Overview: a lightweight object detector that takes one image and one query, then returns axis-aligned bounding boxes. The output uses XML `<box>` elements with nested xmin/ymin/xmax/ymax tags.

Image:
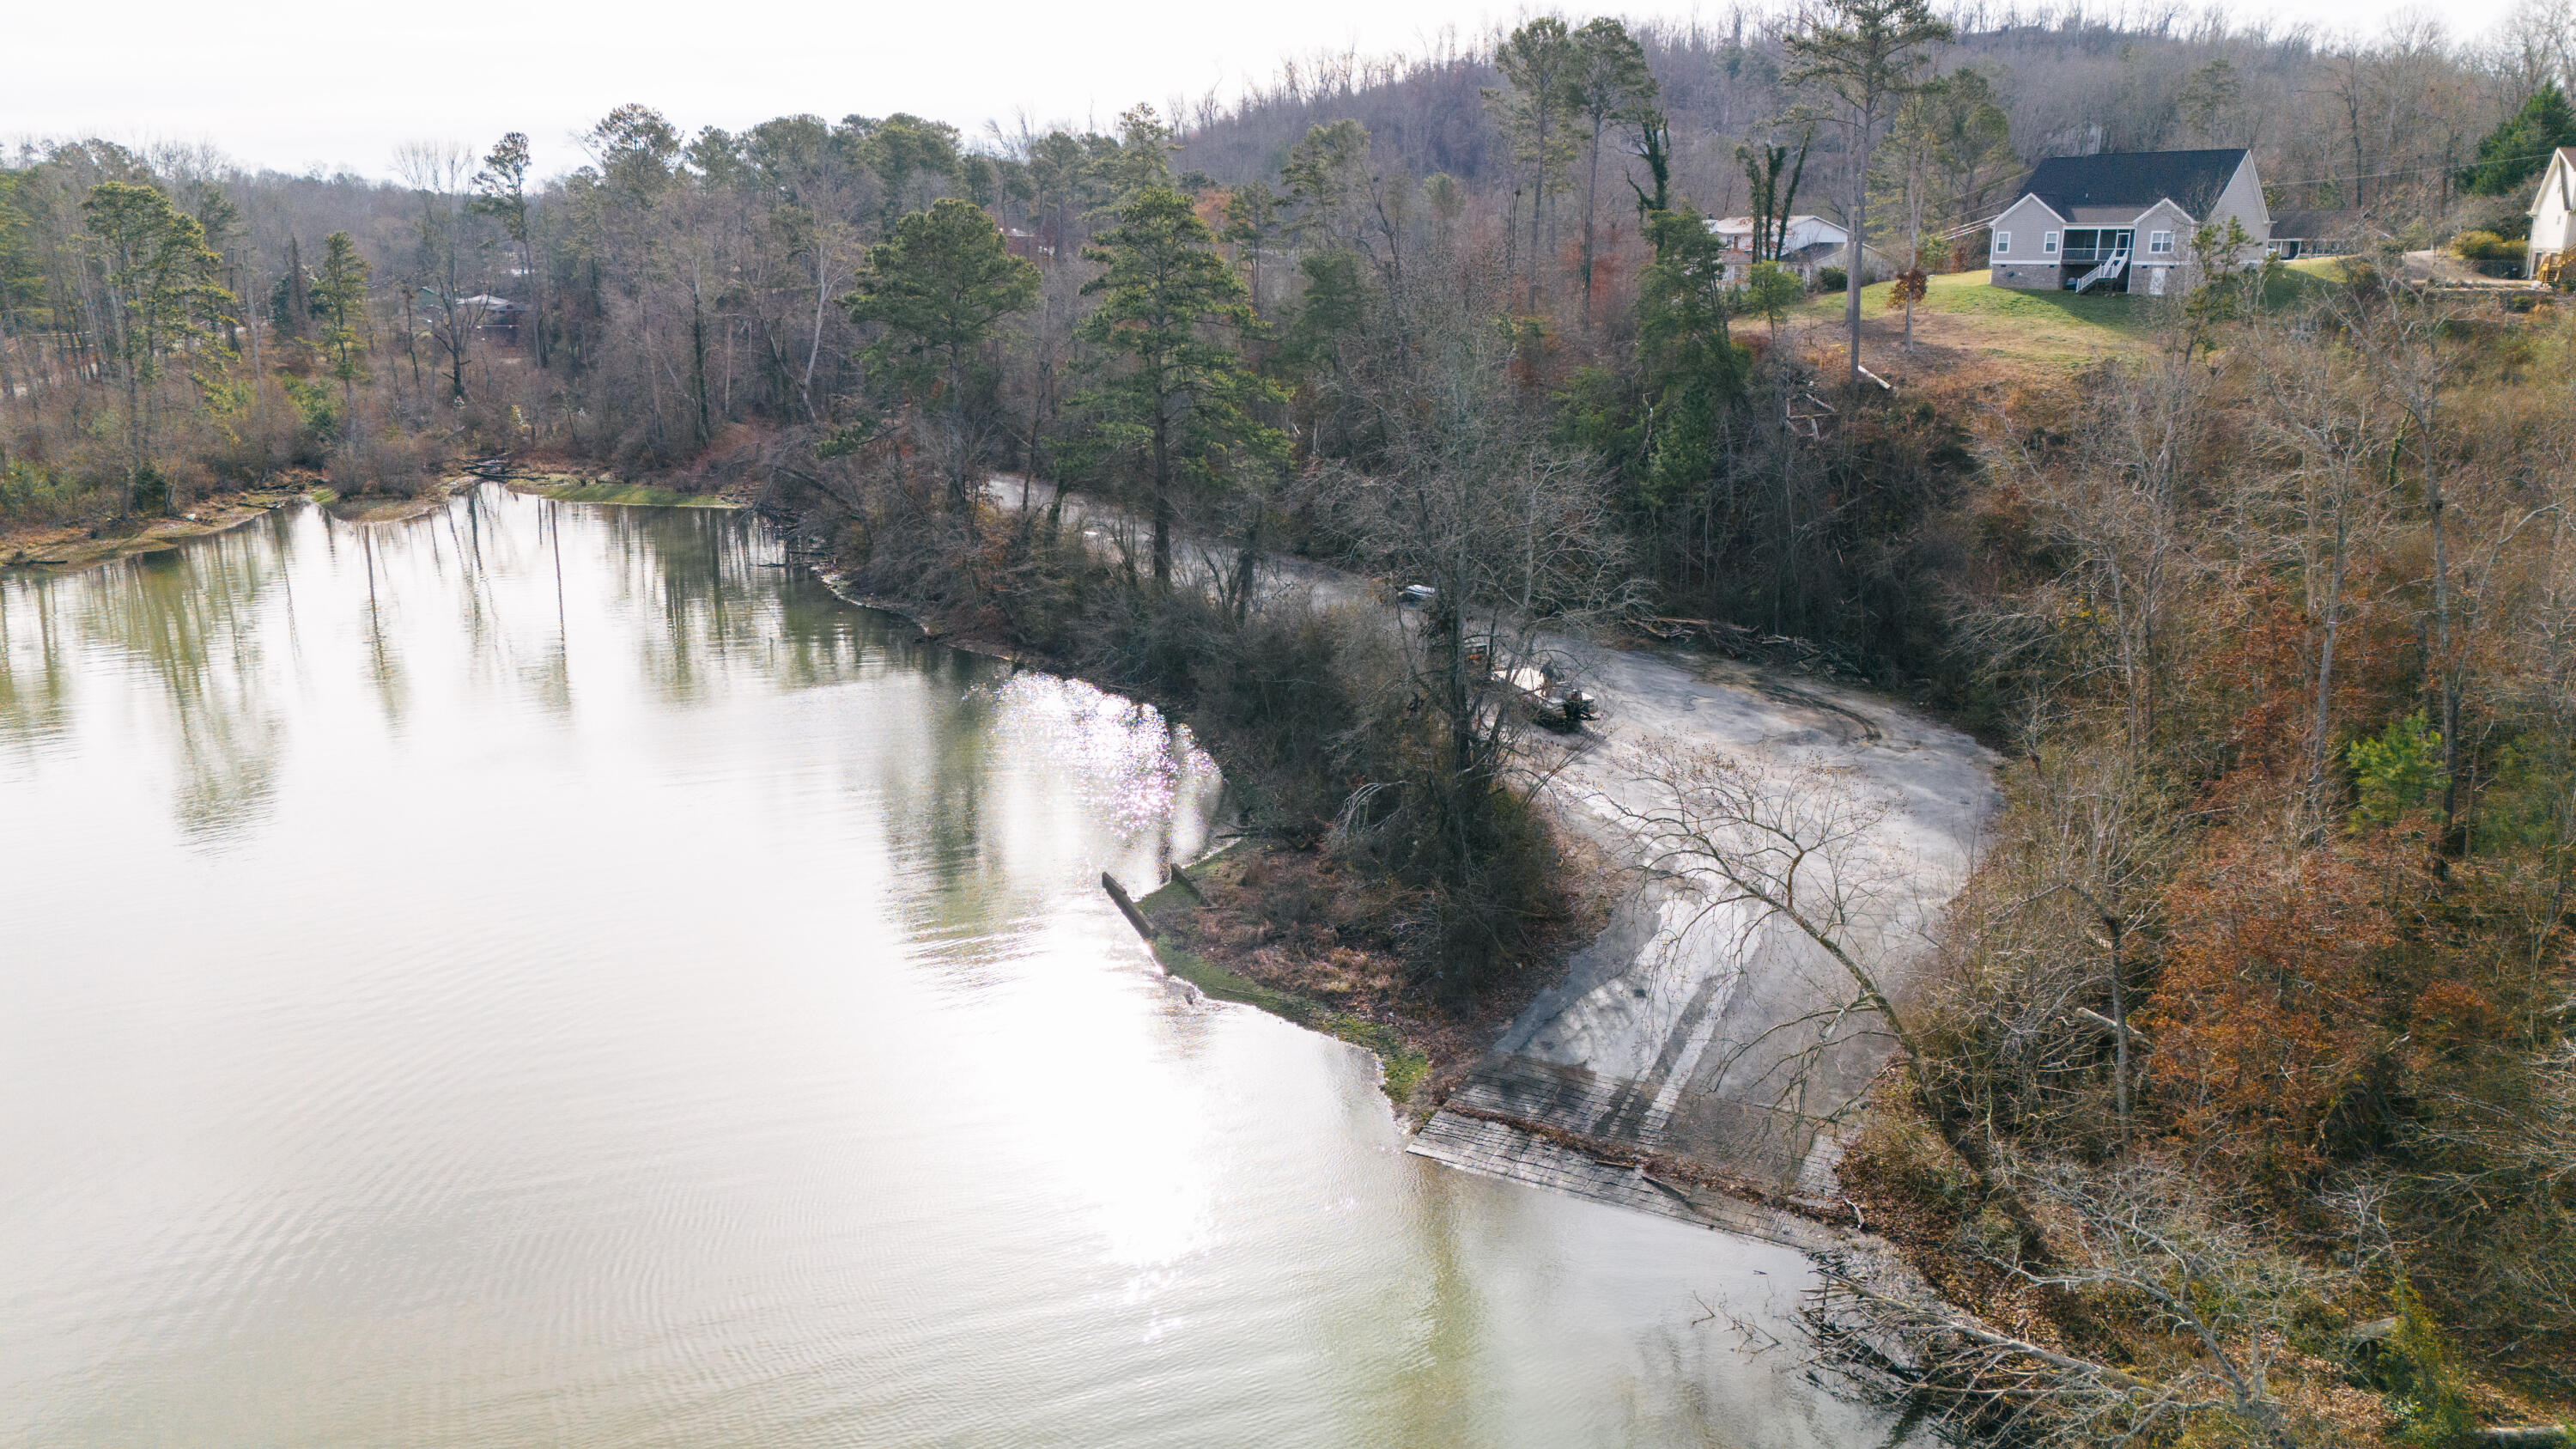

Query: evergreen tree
<box><xmin>1094</xmin><ymin>106</ymin><xmax>1178</xmax><ymax>201</ymax></box>
<box><xmin>80</xmin><ymin>180</ymin><xmax>231</xmax><ymax>514</ymax></box>
<box><xmin>1025</xmin><ymin>131</ymin><xmax>1088</xmax><ymax>259</ymax></box>
<box><xmin>1485</xmin><ymin>18</ymin><xmax>1580</xmax><ymax>309</ymax></box>
<box><xmin>846</xmin><ymin>198</ymin><xmax>1041</xmax><ymax>514</ymax></box>
<box><xmin>862</xmin><ymin>113</ymin><xmax>963</xmax><ymax>222</ymax></box>
<box><xmin>472</xmin><ymin>131</ymin><xmax>545</xmax><ymax>368</ymax></box>
<box><xmin>1785</xmin><ymin>0</ymin><xmax>1955</xmax><ymax>387</ymax></box>
<box><xmin>2458</xmin><ymin>84</ymin><xmax>2576</xmax><ymax>195</ymax></box>
<box><xmin>1077</xmin><ymin>186</ymin><xmax>1285</xmax><ymax>590</ymax></box>
<box><xmin>1570</xmin><ymin>18</ymin><xmax>1659</xmax><ymax>316</ymax></box>
<box><xmin>1222</xmin><ymin>180</ymin><xmax>1282</xmax><ymax>316</ymax></box>
<box><xmin>310</xmin><ymin>230</ymin><xmax>371</xmax><ymax>423</ymax></box>
<box><xmin>1280</xmin><ymin>120</ymin><xmax>1371</xmax><ymax>249</ymax></box>
<box><xmin>1635</xmin><ymin>209</ymin><xmax>1748</xmax><ymax>512</ymax></box>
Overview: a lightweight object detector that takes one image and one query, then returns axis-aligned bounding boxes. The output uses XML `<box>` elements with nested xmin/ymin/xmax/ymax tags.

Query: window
<box><xmin>2149</xmin><ymin>230</ymin><xmax>2174</xmax><ymax>254</ymax></box>
<box><xmin>2043</xmin><ymin>231</ymin><xmax>2060</xmax><ymax>255</ymax></box>
<box><xmin>1993</xmin><ymin>230</ymin><xmax>2011</xmax><ymax>254</ymax></box>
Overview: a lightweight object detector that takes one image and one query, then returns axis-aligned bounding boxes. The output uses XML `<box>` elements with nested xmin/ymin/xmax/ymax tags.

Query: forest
<box><xmin>4</xmin><ymin>0</ymin><xmax>2574</xmax><ymax>1442</ymax></box>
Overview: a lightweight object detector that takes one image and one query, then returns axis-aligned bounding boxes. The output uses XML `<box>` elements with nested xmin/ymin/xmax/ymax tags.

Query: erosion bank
<box><xmin>4</xmin><ymin>487</ymin><xmax>314</xmax><ymax>571</ymax></box>
<box><xmin>6</xmin><ymin>471</ymin><xmax>526</xmax><ymax>573</ymax></box>
<box><xmin>793</xmin><ymin>547</ymin><xmax>1619</xmax><ymax>1108</ymax></box>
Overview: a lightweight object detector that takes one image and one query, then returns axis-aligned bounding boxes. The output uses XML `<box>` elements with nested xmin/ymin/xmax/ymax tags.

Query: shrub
<box><xmin>2448</xmin><ymin>229</ymin><xmax>2518</xmax><ymax>262</ymax></box>
<box><xmin>1814</xmin><ymin>265</ymin><xmax>1849</xmax><ymax>293</ymax></box>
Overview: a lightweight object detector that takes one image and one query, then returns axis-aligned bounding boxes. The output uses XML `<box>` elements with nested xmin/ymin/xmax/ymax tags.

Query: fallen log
<box><xmin>1100</xmin><ymin>872</ymin><xmax>1154</xmax><ymax>943</ymax></box>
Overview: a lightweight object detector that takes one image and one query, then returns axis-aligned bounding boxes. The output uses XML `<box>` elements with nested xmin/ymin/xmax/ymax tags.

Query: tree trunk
<box><xmin>1150</xmin><ymin>394</ymin><xmax>1173</xmax><ymax>590</ymax></box>
<box><xmin>2307</xmin><ymin>500</ymin><xmax>2348</xmax><ymax>829</ymax></box>
<box><xmin>1844</xmin><ymin>131</ymin><xmax>1868</xmax><ymax>387</ymax></box>
<box><xmin>804</xmin><ymin>234</ymin><xmax>829</xmax><ymax>422</ymax></box>
<box><xmin>1529</xmin><ymin>106</ymin><xmax>1550</xmax><ymax>313</ymax></box>
<box><xmin>948</xmin><ymin>352</ymin><xmax>971</xmax><ymax>514</ymax></box>
<box><xmin>1581</xmin><ymin>116</ymin><xmax>1605</xmax><ymax>318</ymax></box>
<box><xmin>2109</xmin><ymin>924</ymin><xmax>2130</xmax><ymax>1142</ymax></box>
<box><xmin>2427</xmin><ymin>465</ymin><xmax>2459</xmax><ymax>835</ymax></box>
<box><xmin>690</xmin><ymin>273</ymin><xmax>712</xmax><ymax>447</ymax></box>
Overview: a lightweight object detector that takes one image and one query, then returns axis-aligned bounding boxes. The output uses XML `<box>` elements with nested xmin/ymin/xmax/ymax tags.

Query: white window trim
<box><xmin>2043</xmin><ymin>231</ymin><xmax>2060</xmax><ymax>255</ymax></box>
<box><xmin>1993</xmin><ymin>229</ymin><xmax>2011</xmax><ymax>254</ymax></box>
<box><xmin>2148</xmin><ymin>229</ymin><xmax>2175</xmax><ymax>254</ymax></box>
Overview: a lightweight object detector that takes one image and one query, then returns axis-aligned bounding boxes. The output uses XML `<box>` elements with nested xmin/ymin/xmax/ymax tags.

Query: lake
<box><xmin>0</xmin><ymin>487</ymin><xmax>1897</xmax><ymax>1449</ymax></box>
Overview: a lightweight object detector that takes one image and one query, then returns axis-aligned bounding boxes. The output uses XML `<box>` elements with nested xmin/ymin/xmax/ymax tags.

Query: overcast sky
<box><xmin>5</xmin><ymin>0</ymin><xmax>2531</xmax><ymax>180</ymax></box>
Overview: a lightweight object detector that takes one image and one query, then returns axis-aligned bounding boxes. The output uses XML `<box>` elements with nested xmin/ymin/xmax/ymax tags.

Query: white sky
<box><xmin>5</xmin><ymin>0</ymin><xmax>2530</xmax><ymax>180</ymax></box>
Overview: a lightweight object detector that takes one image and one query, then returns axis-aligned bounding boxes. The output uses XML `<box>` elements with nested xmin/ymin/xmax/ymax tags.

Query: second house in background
<box><xmin>1705</xmin><ymin>214</ymin><xmax>1893</xmax><ymax>285</ymax></box>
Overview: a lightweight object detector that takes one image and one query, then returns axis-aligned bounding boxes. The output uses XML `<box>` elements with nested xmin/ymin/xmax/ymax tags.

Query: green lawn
<box><xmin>516</xmin><ymin>479</ymin><xmax>738</xmax><ymax>508</ymax></box>
<box><xmin>1784</xmin><ymin>262</ymin><xmax>2352</xmax><ymax>372</ymax></box>
<box><xmin>2267</xmin><ymin>255</ymin><xmax>2351</xmax><ymax>305</ymax></box>
<box><xmin>1786</xmin><ymin>269</ymin><xmax>2151</xmax><ymax>368</ymax></box>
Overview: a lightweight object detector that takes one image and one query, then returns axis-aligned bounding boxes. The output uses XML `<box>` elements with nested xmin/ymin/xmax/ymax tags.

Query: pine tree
<box><xmin>1785</xmin><ymin>0</ymin><xmax>1954</xmax><ymax>387</ymax></box>
<box><xmin>80</xmin><ymin>180</ymin><xmax>231</xmax><ymax>514</ymax></box>
<box><xmin>1636</xmin><ymin>209</ymin><xmax>1748</xmax><ymax>511</ymax></box>
<box><xmin>1222</xmin><ymin>180</ymin><xmax>1282</xmax><ymax>317</ymax></box>
<box><xmin>1093</xmin><ymin>106</ymin><xmax>1178</xmax><ymax>202</ymax></box>
<box><xmin>1485</xmin><ymin>18</ymin><xmax>1580</xmax><ymax>310</ymax></box>
<box><xmin>1077</xmin><ymin>186</ymin><xmax>1285</xmax><ymax>591</ymax></box>
<box><xmin>472</xmin><ymin>132</ymin><xmax>545</xmax><ymax>368</ymax></box>
<box><xmin>846</xmin><ymin>198</ymin><xmax>1041</xmax><ymax>514</ymax></box>
<box><xmin>310</xmin><ymin>231</ymin><xmax>371</xmax><ymax>425</ymax></box>
<box><xmin>2458</xmin><ymin>84</ymin><xmax>2576</xmax><ymax>196</ymax></box>
<box><xmin>1569</xmin><ymin>18</ymin><xmax>1659</xmax><ymax>317</ymax></box>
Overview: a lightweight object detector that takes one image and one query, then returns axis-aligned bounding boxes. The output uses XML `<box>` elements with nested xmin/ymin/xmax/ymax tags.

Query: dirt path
<box><xmin>986</xmin><ymin>477</ymin><xmax>1999</xmax><ymax>1220</ymax></box>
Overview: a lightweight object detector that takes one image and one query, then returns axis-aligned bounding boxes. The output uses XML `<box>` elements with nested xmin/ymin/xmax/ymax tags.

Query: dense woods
<box><xmin>5</xmin><ymin>1</ymin><xmax>2574</xmax><ymax>1441</ymax></box>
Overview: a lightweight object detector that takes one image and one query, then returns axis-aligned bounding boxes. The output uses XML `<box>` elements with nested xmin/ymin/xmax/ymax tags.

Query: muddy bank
<box><xmin>4</xmin><ymin>489</ymin><xmax>308</xmax><ymax>572</ymax></box>
<box><xmin>503</xmin><ymin>471</ymin><xmax>744</xmax><ymax>509</ymax></box>
<box><xmin>7</xmin><ymin>473</ymin><xmax>501</xmax><ymax>572</ymax></box>
<box><xmin>1132</xmin><ymin>831</ymin><xmax>1622</xmax><ymax>1111</ymax></box>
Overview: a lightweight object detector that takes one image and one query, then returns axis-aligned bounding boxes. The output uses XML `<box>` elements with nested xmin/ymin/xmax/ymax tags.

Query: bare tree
<box><xmin>1611</xmin><ymin>740</ymin><xmax>1947</xmax><ymax>1138</ymax></box>
<box><xmin>2249</xmin><ymin>314</ymin><xmax>2397</xmax><ymax>830</ymax></box>
<box><xmin>1809</xmin><ymin>1160</ymin><xmax>2341</xmax><ymax>1446</ymax></box>
<box><xmin>1323</xmin><ymin>344</ymin><xmax>1634</xmax><ymax>779</ymax></box>
<box><xmin>392</xmin><ymin>141</ymin><xmax>482</xmax><ymax>405</ymax></box>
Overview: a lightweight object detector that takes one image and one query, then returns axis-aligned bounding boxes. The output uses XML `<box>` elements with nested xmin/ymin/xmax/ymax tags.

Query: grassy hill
<box><xmin>1779</xmin><ymin>260</ymin><xmax>2353</xmax><ymax>374</ymax></box>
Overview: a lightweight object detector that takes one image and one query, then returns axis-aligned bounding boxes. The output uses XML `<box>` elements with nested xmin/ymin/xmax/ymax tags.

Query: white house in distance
<box><xmin>1706</xmin><ymin>214</ymin><xmax>1890</xmax><ymax>284</ymax></box>
<box><xmin>1988</xmin><ymin>149</ymin><xmax>2271</xmax><ymax>296</ymax></box>
<box><xmin>2529</xmin><ymin>147</ymin><xmax>2575</xmax><ymax>285</ymax></box>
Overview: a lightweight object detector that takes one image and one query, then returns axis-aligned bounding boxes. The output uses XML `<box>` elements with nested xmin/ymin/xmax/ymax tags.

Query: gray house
<box><xmin>1988</xmin><ymin>149</ymin><xmax>2270</xmax><ymax>296</ymax></box>
<box><xmin>2267</xmin><ymin>209</ymin><xmax>2370</xmax><ymax>259</ymax></box>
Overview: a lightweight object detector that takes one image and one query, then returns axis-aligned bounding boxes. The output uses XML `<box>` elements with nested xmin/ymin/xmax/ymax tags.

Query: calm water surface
<box><xmin>0</xmin><ymin>489</ymin><xmax>1893</xmax><ymax>1449</ymax></box>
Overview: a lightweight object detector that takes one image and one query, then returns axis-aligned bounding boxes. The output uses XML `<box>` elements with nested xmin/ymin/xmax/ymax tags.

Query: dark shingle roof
<box><xmin>2269</xmin><ymin>209</ymin><xmax>2365</xmax><ymax>241</ymax></box>
<box><xmin>2017</xmin><ymin>149</ymin><xmax>2249</xmax><ymax>219</ymax></box>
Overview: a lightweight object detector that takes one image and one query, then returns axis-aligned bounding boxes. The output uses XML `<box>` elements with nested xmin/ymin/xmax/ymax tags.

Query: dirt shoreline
<box><xmin>4</xmin><ymin>474</ymin><xmax>507</xmax><ymax>574</ymax></box>
<box><xmin>3</xmin><ymin>489</ymin><xmax>307</xmax><ymax>572</ymax></box>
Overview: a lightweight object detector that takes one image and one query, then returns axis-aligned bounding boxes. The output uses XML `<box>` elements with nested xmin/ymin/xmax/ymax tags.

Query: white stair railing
<box><xmin>2071</xmin><ymin>240</ymin><xmax>2131</xmax><ymax>294</ymax></box>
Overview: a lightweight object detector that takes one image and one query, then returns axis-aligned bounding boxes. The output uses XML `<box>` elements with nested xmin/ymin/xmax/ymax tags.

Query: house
<box><xmin>456</xmin><ymin>294</ymin><xmax>526</xmax><ymax>345</ymax></box>
<box><xmin>1706</xmin><ymin>215</ymin><xmax>1891</xmax><ymax>284</ymax></box>
<box><xmin>2267</xmin><ymin>209</ymin><xmax>2371</xmax><ymax>260</ymax></box>
<box><xmin>1987</xmin><ymin>148</ymin><xmax>2270</xmax><ymax>296</ymax></box>
<box><xmin>2529</xmin><ymin>148</ymin><xmax>2576</xmax><ymax>286</ymax></box>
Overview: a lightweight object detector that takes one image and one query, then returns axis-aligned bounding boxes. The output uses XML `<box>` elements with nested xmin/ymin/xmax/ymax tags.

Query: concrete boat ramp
<box><xmin>1404</xmin><ymin>642</ymin><xmax>1998</xmax><ymax>1249</ymax></box>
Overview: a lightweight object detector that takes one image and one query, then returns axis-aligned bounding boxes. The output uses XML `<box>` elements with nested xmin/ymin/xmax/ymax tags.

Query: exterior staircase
<box><xmin>2070</xmin><ymin>240</ymin><xmax>2131</xmax><ymax>293</ymax></box>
